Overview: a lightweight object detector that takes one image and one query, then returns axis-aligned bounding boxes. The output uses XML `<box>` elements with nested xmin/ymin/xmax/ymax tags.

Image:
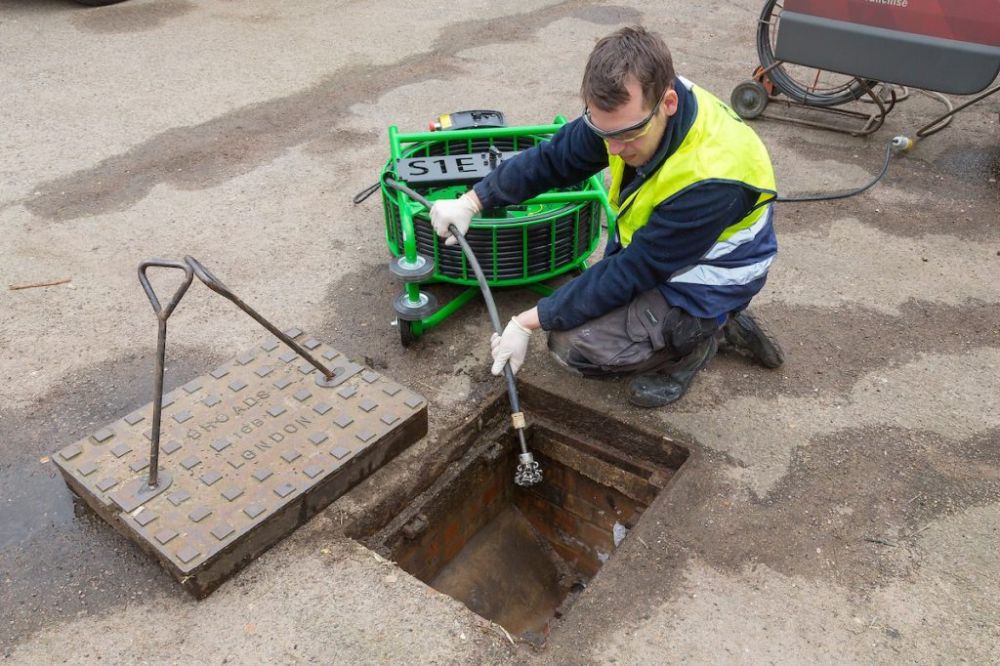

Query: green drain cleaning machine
<box><xmin>378</xmin><ymin>112</ymin><xmax>616</xmax><ymax>345</ymax></box>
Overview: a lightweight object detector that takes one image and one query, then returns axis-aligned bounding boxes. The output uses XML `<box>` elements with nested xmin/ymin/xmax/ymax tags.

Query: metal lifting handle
<box><xmin>183</xmin><ymin>256</ymin><xmax>337</xmax><ymax>381</ymax></box>
<box><xmin>138</xmin><ymin>259</ymin><xmax>194</xmax><ymax>488</ymax></box>
<box><xmin>137</xmin><ymin>256</ymin><xmax>347</xmax><ymax>489</ymax></box>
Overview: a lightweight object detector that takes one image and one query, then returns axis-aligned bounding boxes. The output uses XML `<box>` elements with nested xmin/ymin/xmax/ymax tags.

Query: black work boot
<box><xmin>627</xmin><ymin>336</ymin><xmax>718</xmax><ymax>408</ymax></box>
<box><xmin>720</xmin><ymin>310</ymin><xmax>784</xmax><ymax>369</ymax></box>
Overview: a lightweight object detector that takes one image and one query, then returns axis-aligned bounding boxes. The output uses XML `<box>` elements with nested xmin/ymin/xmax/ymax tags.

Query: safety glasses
<box><xmin>582</xmin><ymin>97</ymin><xmax>661</xmax><ymax>142</ymax></box>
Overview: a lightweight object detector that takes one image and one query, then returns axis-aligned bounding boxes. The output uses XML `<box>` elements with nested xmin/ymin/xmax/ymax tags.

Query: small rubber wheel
<box><xmin>398</xmin><ymin>319</ymin><xmax>416</xmax><ymax>347</ymax></box>
<box><xmin>731</xmin><ymin>80</ymin><xmax>769</xmax><ymax>120</ymax></box>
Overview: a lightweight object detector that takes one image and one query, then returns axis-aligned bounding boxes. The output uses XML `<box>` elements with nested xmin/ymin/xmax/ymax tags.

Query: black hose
<box><xmin>448</xmin><ymin>226</ymin><xmax>529</xmax><ymax>454</ymax></box>
<box><xmin>383</xmin><ymin>177</ymin><xmax>531</xmax><ymax>457</ymax></box>
<box><xmin>352</xmin><ymin>182</ymin><xmax>380</xmax><ymax>204</ymax></box>
<box><xmin>775</xmin><ymin>140</ymin><xmax>894</xmax><ymax>203</ymax></box>
<box><xmin>386</xmin><ymin>198</ymin><xmax>596</xmax><ymax>281</ymax></box>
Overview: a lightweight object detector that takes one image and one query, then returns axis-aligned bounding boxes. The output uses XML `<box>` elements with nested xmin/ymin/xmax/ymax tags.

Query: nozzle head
<box><xmin>515</xmin><ymin>453</ymin><xmax>542</xmax><ymax>486</ymax></box>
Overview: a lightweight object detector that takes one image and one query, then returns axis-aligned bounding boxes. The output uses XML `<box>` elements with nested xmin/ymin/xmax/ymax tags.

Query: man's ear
<box><xmin>663</xmin><ymin>88</ymin><xmax>679</xmax><ymax>117</ymax></box>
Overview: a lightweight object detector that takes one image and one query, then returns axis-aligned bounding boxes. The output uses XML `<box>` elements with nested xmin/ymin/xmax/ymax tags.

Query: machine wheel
<box><xmin>398</xmin><ymin>319</ymin><xmax>416</xmax><ymax>347</ymax></box>
<box><xmin>730</xmin><ymin>80</ymin><xmax>769</xmax><ymax>119</ymax></box>
<box><xmin>757</xmin><ymin>0</ymin><xmax>874</xmax><ymax>107</ymax></box>
<box><xmin>76</xmin><ymin>0</ymin><xmax>130</xmax><ymax>5</ymax></box>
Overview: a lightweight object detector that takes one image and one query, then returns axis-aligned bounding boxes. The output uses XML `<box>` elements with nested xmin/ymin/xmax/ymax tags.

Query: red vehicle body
<box><xmin>775</xmin><ymin>0</ymin><xmax>1000</xmax><ymax>93</ymax></box>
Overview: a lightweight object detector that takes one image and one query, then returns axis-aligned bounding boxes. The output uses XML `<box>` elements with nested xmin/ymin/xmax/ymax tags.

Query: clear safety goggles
<box><xmin>582</xmin><ymin>91</ymin><xmax>665</xmax><ymax>142</ymax></box>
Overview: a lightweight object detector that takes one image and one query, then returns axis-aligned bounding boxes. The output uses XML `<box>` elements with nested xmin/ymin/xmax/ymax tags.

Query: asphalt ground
<box><xmin>1</xmin><ymin>1</ymin><xmax>997</xmax><ymax>663</ymax></box>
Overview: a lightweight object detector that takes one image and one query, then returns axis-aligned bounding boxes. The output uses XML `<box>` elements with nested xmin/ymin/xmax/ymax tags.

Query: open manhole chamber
<box><xmin>363</xmin><ymin>385</ymin><xmax>688</xmax><ymax>643</ymax></box>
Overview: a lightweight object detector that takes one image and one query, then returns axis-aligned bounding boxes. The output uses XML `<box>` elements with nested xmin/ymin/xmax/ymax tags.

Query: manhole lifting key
<box><xmin>137</xmin><ymin>256</ymin><xmax>342</xmax><ymax>491</ymax></box>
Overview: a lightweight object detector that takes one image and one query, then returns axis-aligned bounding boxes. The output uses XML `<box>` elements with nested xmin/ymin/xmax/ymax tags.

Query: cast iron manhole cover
<box><xmin>53</xmin><ymin>329</ymin><xmax>427</xmax><ymax>596</ymax></box>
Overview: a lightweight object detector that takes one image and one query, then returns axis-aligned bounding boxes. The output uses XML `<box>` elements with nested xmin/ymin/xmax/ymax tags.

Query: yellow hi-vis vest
<box><xmin>608</xmin><ymin>79</ymin><xmax>777</xmax><ymax>262</ymax></box>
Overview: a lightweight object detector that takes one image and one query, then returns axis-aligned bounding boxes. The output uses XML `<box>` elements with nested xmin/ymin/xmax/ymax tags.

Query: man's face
<box><xmin>585</xmin><ymin>77</ymin><xmax>678</xmax><ymax>167</ymax></box>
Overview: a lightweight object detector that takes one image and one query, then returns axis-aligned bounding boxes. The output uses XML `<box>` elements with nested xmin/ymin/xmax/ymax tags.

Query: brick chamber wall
<box><xmin>392</xmin><ymin>450</ymin><xmax>515</xmax><ymax>583</ymax></box>
<box><xmin>392</xmin><ymin>425</ymin><xmax>654</xmax><ymax>585</ymax></box>
<box><xmin>513</xmin><ymin>452</ymin><xmax>645</xmax><ymax>578</ymax></box>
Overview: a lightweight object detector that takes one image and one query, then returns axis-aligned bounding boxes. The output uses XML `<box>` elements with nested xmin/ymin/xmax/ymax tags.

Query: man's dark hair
<box><xmin>581</xmin><ymin>26</ymin><xmax>676</xmax><ymax>111</ymax></box>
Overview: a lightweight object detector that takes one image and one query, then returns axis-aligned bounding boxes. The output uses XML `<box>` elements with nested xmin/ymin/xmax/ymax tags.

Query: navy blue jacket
<box><xmin>473</xmin><ymin>82</ymin><xmax>764</xmax><ymax>331</ymax></box>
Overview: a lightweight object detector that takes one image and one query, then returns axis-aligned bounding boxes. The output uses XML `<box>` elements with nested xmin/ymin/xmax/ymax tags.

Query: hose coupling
<box><xmin>890</xmin><ymin>135</ymin><xmax>914</xmax><ymax>154</ymax></box>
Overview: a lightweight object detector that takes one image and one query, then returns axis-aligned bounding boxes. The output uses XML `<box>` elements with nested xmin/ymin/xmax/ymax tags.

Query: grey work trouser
<box><xmin>547</xmin><ymin>289</ymin><xmax>721</xmax><ymax>377</ymax></box>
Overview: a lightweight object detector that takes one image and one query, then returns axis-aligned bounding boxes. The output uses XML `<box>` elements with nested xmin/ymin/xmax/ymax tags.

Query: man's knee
<box><xmin>546</xmin><ymin>330</ymin><xmax>585</xmax><ymax>375</ymax></box>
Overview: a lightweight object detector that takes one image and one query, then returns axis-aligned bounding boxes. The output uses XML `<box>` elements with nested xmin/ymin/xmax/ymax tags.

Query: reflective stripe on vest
<box><xmin>701</xmin><ymin>203</ymin><xmax>773</xmax><ymax>260</ymax></box>
<box><xmin>607</xmin><ymin>79</ymin><xmax>777</xmax><ymax>287</ymax></box>
<box><xmin>669</xmin><ymin>255</ymin><xmax>774</xmax><ymax>286</ymax></box>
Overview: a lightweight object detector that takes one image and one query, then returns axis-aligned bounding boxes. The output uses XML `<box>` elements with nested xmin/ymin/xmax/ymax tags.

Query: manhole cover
<box><xmin>53</xmin><ymin>329</ymin><xmax>427</xmax><ymax>597</ymax></box>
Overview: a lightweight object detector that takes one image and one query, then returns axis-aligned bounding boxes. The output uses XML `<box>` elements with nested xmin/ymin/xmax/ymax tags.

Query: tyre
<box><xmin>398</xmin><ymin>319</ymin><xmax>416</xmax><ymax>347</ymax></box>
<box><xmin>75</xmin><ymin>0</ymin><xmax>130</xmax><ymax>6</ymax></box>
<box><xmin>756</xmin><ymin>0</ymin><xmax>874</xmax><ymax>107</ymax></box>
<box><xmin>730</xmin><ymin>80</ymin><xmax>769</xmax><ymax>119</ymax></box>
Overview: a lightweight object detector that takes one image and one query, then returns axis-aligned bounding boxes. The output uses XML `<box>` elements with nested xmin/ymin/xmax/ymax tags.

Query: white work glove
<box><xmin>490</xmin><ymin>317</ymin><xmax>532</xmax><ymax>376</ymax></box>
<box><xmin>430</xmin><ymin>193</ymin><xmax>480</xmax><ymax>246</ymax></box>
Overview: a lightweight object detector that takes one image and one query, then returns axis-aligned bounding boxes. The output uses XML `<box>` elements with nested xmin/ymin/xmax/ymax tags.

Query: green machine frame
<box><xmin>381</xmin><ymin>116</ymin><xmax>616</xmax><ymax>344</ymax></box>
